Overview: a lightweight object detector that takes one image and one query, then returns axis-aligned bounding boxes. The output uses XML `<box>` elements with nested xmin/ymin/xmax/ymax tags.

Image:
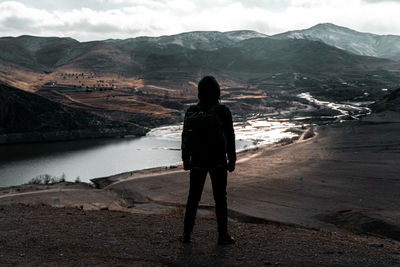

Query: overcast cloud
<box><xmin>1</xmin><ymin>0</ymin><xmax>400</xmax><ymax>41</ymax></box>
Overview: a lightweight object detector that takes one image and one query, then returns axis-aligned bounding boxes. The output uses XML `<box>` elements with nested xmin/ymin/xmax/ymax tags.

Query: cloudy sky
<box><xmin>1</xmin><ymin>0</ymin><xmax>400</xmax><ymax>41</ymax></box>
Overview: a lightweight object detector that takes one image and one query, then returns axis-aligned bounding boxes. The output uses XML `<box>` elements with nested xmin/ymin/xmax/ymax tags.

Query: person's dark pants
<box><xmin>183</xmin><ymin>166</ymin><xmax>228</xmax><ymax>235</ymax></box>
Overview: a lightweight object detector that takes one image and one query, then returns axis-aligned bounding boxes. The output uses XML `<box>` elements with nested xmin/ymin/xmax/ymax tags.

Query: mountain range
<box><xmin>0</xmin><ymin>24</ymin><xmax>395</xmax><ymax>79</ymax></box>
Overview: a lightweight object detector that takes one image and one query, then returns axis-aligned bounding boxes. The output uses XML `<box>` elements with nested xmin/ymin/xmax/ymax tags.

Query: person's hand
<box><xmin>227</xmin><ymin>161</ymin><xmax>235</xmax><ymax>172</ymax></box>
<box><xmin>183</xmin><ymin>161</ymin><xmax>190</xmax><ymax>171</ymax></box>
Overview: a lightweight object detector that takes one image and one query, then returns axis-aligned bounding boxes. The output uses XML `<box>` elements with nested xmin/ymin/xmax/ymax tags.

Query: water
<box><xmin>0</xmin><ymin>137</ymin><xmax>182</xmax><ymax>187</ymax></box>
<box><xmin>0</xmin><ymin>119</ymin><xmax>297</xmax><ymax>187</ymax></box>
<box><xmin>0</xmin><ymin>93</ymin><xmax>371</xmax><ymax>187</ymax></box>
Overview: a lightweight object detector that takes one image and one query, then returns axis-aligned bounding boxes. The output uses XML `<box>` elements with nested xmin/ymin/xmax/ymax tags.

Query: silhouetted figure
<box><xmin>181</xmin><ymin>76</ymin><xmax>236</xmax><ymax>245</ymax></box>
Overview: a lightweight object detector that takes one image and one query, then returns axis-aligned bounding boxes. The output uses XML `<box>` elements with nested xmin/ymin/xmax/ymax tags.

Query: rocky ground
<box><xmin>0</xmin><ymin>203</ymin><xmax>399</xmax><ymax>266</ymax></box>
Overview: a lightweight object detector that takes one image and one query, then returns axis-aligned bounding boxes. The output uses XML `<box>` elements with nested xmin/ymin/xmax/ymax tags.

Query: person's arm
<box><xmin>220</xmin><ymin>106</ymin><xmax>236</xmax><ymax>171</ymax></box>
<box><xmin>181</xmin><ymin>111</ymin><xmax>191</xmax><ymax>170</ymax></box>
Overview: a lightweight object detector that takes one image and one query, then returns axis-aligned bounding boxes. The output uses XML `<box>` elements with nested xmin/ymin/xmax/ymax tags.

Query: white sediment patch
<box><xmin>147</xmin><ymin>118</ymin><xmax>299</xmax><ymax>150</ymax></box>
<box><xmin>297</xmin><ymin>92</ymin><xmax>372</xmax><ymax>121</ymax></box>
<box><xmin>233</xmin><ymin>119</ymin><xmax>298</xmax><ymax>149</ymax></box>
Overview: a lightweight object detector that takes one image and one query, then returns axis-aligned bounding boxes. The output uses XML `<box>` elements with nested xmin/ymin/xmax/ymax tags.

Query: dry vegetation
<box><xmin>0</xmin><ymin>66</ymin><xmax>254</xmax><ymax>126</ymax></box>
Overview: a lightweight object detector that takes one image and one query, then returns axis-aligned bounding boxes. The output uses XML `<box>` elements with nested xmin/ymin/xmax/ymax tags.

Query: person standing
<box><xmin>181</xmin><ymin>76</ymin><xmax>236</xmax><ymax>245</ymax></box>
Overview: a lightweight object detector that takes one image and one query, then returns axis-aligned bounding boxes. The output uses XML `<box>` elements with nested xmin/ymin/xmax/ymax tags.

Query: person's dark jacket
<box><xmin>181</xmin><ymin>102</ymin><xmax>236</xmax><ymax>168</ymax></box>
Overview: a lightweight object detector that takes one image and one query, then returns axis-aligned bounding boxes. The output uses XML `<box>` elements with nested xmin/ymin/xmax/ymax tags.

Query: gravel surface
<box><xmin>1</xmin><ymin>204</ymin><xmax>399</xmax><ymax>266</ymax></box>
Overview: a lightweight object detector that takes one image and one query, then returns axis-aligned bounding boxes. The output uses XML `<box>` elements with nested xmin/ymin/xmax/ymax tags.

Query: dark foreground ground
<box><xmin>0</xmin><ymin>204</ymin><xmax>399</xmax><ymax>266</ymax></box>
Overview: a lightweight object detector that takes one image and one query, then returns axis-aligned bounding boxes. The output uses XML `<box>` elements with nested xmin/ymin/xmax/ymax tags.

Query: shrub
<box><xmin>27</xmin><ymin>173</ymin><xmax>67</xmax><ymax>185</ymax></box>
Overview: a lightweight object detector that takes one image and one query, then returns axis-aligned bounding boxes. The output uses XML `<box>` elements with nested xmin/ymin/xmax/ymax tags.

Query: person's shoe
<box><xmin>218</xmin><ymin>232</ymin><xmax>235</xmax><ymax>245</ymax></box>
<box><xmin>180</xmin><ymin>232</ymin><xmax>191</xmax><ymax>243</ymax></box>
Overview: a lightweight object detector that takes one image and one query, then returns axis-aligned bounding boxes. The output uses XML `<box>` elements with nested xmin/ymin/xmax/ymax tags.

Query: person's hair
<box><xmin>198</xmin><ymin>76</ymin><xmax>220</xmax><ymax>104</ymax></box>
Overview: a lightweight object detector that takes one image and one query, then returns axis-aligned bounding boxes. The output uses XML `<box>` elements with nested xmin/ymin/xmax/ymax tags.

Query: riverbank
<box><xmin>1</xmin><ymin>113</ymin><xmax>399</xmax><ymax>265</ymax></box>
<box><xmin>0</xmin><ymin>127</ymin><xmax>148</xmax><ymax>145</ymax></box>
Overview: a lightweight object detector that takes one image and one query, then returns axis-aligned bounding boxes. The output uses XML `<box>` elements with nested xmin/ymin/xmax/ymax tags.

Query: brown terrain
<box><xmin>0</xmin><ymin>63</ymin><xmax>256</xmax><ymax>128</ymax></box>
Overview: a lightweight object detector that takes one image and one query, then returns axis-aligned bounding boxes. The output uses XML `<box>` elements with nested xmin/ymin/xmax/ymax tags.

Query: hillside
<box><xmin>0</xmin><ymin>35</ymin><xmax>95</xmax><ymax>71</ymax></box>
<box><xmin>273</xmin><ymin>23</ymin><xmax>400</xmax><ymax>60</ymax></box>
<box><xmin>212</xmin><ymin>37</ymin><xmax>387</xmax><ymax>73</ymax></box>
<box><xmin>0</xmin><ymin>31</ymin><xmax>268</xmax><ymax>75</ymax></box>
<box><xmin>0</xmin><ymin>83</ymin><xmax>147</xmax><ymax>143</ymax></box>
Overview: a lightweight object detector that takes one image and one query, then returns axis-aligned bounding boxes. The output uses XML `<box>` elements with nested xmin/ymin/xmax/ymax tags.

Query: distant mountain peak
<box><xmin>223</xmin><ymin>30</ymin><xmax>268</xmax><ymax>41</ymax></box>
<box><xmin>308</xmin><ymin>23</ymin><xmax>364</xmax><ymax>34</ymax></box>
<box><xmin>312</xmin><ymin>22</ymin><xmax>345</xmax><ymax>29</ymax></box>
<box><xmin>273</xmin><ymin>23</ymin><xmax>400</xmax><ymax>59</ymax></box>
